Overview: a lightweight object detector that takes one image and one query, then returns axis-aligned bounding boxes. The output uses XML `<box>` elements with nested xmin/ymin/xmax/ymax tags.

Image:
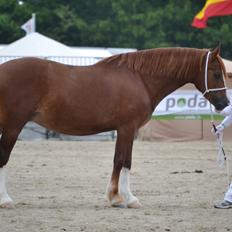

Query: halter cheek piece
<box><xmin>202</xmin><ymin>51</ymin><xmax>227</xmax><ymax>96</ymax></box>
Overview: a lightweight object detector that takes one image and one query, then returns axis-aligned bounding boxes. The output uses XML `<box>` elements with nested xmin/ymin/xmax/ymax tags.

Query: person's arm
<box><xmin>220</xmin><ymin>105</ymin><xmax>232</xmax><ymax>116</ymax></box>
<box><xmin>216</xmin><ymin>105</ymin><xmax>232</xmax><ymax>133</ymax></box>
<box><xmin>216</xmin><ymin>114</ymin><xmax>232</xmax><ymax>132</ymax></box>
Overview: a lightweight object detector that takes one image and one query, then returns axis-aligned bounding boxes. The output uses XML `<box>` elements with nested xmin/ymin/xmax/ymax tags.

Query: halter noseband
<box><xmin>202</xmin><ymin>51</ymin><xmax>227</xmax><ymax>96</ymax></box>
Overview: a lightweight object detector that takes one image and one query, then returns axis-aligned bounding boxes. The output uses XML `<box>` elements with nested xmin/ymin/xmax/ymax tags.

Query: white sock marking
<box><xmin>119</xmin><ymin>167</ymin><xmax>137</xmax><ymax>205</ymax></box>
<box><xmin>0</xmin><ymin>167</ymin><xmax>13</xmax><ymax>205</ymax></box>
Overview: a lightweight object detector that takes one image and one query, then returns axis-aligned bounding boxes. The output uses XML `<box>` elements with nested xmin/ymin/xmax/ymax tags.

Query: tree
<box><xmin>0</xmin><ymin>0</ymin><xmax>231</xmax><ymax>58</ymax></box>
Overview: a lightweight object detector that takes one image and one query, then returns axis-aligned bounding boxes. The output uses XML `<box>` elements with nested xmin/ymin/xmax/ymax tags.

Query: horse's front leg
<box><xmin>106</xmin><ymin>127</ymin><xmax>141</xmax><ymax>208</ymax></box>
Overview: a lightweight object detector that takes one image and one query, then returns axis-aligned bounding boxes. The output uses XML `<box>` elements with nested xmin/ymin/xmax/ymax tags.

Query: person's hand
<box><xmin>211</xmin><ymin>124</ymin><xmax>225</xmax><ymax>136</ymax></box>
<box><xmin>220</xmin><ymin>105</ymin><xmax>232</xmax><ymax>116</ymax></box>
<box><xmin>216</xmin><ymin>124</ymin><xmax>225</xmax><ymax>133</ymax></box>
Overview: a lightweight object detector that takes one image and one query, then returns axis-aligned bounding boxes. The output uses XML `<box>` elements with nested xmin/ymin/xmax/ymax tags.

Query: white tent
<box><xmin>0</xmin><ymin>32</ymin><xmax>77</xmax><ymax>57</ymax></box>
<box><xmin>72</xmin><ymin>47</ymin><xmax>113</xmax><ymax>58</ymax></box>
<box><xmin>0</xmin><ymin>32</ymin><xmax>112</xmax><ymax>65</ymax></box>
<box><xmin>107</xmin><ymin>47</ymin><xmax>137</xmax><ymax>55</ymax></box>
<box><xmin>223</xmin><ymin>58</ymin><xmax>232</xmax><ymax>74</ymax></box>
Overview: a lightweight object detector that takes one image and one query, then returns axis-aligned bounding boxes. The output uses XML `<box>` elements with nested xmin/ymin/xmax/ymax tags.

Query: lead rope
<box><xmin>210</xmin><ymin>105</ymin><xmax>231</xmax><ymax>186</ymax></box>
<box><xmin>203</xmin><ymin>51</ymin><xmax>230</xmax><ymax>186</ymax></box>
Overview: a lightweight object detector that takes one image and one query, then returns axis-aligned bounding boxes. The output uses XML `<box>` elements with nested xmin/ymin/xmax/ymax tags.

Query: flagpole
<box><xmin>32</xmin><ymin>13</ymin><xmax>36</xmax><ymax>32</ymax></box>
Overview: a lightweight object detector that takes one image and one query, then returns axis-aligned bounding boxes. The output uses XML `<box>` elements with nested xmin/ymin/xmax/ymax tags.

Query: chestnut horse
<box><xmin>0</xmin><ymin>46</ymin><xmax>229</xmax><ymax>208</ymax></box>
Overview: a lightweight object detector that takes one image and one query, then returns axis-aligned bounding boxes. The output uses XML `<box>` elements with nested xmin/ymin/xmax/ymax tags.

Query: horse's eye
<box><xmin>214</xmin><ymin>73</ymin><xmax>221</xmax><ymax>80</ymax></box>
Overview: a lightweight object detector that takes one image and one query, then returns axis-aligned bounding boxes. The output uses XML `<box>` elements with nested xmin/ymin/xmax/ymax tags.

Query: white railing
<box><xmin>0</xmin><ymin>55</ymin><xmax>102</xmax><ymax>66</ymax></box>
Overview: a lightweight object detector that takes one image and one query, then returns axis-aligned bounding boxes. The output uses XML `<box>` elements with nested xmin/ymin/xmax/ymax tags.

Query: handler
<box><xmin>213</xmin><ymin>105</ymin><xmax>232</xmax><ymax>209</ymax></box>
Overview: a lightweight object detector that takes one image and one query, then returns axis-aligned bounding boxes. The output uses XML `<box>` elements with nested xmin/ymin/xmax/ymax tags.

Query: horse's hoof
<box><xmin>0</xmin><ymin>201</ymin><xmax>15</xmax><ymax>209</ymax></box>
<box><xmin>110</xmin><ymin>195</ymin><xmax>125</xmax><ymax>208</ymax></box>
<box><xmin>111</xmin><ymin>202</ymin><xmax>126</xmax><ymax>208</ymax></box>
<box><xmin>127</xmin><ymin>200</ymin><xmax>142</xmax><ymax>209</ymax></box>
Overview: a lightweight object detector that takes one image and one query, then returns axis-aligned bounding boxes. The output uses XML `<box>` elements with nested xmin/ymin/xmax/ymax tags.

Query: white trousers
<box><xmin>224</xmin><ymin>183</ymin><xmax>232</xmax><ymax>202</ymax></box>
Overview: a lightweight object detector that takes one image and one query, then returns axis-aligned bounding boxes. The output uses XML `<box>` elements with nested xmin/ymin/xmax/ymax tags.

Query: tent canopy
<box><xmin>0</xmin><ymin>32</ymin><xmax>75</xmax><ymax>57</ymax></box>
<box><xmin>223</xmin><ymin>58</ymin><xmax>232</xmax><ymax>74</ymax></box>
<box><xmin>0</xmin><ymin>32</ymin><xmax>111</xmax><ymax>58</ymax></box>
<box><xmin>71</xmin><ymin>47</ymin><xmax>113</xmax><ymax>58</ymax></box>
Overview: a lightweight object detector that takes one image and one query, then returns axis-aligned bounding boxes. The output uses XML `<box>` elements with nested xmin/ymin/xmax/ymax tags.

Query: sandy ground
<box><xmin>1</xmin><ymin>140</ymin><xmax>232</xmax><ymax>232</ymax></box>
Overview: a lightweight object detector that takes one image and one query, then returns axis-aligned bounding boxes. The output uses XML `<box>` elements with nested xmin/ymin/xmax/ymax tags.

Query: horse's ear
<box><xmin>210</xmin><ymin>44</ymin><xmax>221</xmax><ymax>59</ymax></box>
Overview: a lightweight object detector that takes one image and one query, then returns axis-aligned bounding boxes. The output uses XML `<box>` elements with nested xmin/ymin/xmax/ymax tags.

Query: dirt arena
<box><xmin>1</xmin><ymin>140</ymin><xmax>232</xmax><ymax>232</ymax></box>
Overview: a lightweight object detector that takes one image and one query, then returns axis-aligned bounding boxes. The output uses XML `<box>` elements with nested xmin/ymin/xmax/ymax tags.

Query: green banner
<box><xmin>152</xmin><ymin>114</ymin><xmax>224</xmax><ymax>120</ymax></box>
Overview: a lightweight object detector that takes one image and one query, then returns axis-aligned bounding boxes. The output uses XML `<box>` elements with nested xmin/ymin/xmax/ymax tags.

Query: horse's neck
<box><xmin>136</xmin><ymin>50</ymin><xmax>200</xmax><ymax>109</ymax></box>
<box><xmin>141</xmin><ymin>72</ymin><xmax>191</xmax><ymax>109</ymax></box>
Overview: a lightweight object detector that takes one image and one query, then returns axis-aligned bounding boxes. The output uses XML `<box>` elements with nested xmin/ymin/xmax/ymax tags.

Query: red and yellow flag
<box><xmin>192</xmin><ymin>0</ymin><xmax>232</xmax><ymax>28</ymax></box>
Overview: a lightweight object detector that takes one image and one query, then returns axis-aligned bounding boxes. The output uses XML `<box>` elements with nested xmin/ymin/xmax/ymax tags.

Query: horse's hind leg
<box><xmin>0</xmin><ymin>167</ymin><xmax>13</xmax><ymax>208</ymax></box>
<box><xmin>0</xmin><ymin>127</ymin><xmax>23</xmax><ymax>208</ymax></box>
<box><xmin>106</xmin><ymin>127</ymin><xmax>141</xmax><ymax>208</ymax></box>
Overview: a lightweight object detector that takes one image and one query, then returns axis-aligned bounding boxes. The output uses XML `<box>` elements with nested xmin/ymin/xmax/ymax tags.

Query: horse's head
<box><xmin>195</xmin><ymin>45</ymin><xmax>230</xmax><ymax>112</ymax></box>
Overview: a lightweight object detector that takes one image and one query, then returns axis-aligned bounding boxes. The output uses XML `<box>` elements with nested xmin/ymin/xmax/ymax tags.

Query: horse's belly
<box><xmin>32</xmin><ymin>112</ymin><xmax>115</xmax><ymax>136</ymax></box>
<box><xmin>32</xmin><ymin>84</ymin><xmax>152</xmax><ymax>136</ymax></box>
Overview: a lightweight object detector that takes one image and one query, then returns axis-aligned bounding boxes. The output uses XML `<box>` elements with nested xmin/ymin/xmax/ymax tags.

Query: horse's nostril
<box><xmin>216</xmin><ymin>102</ymin><xmax>229</xmax><ymax>111</ymax></box>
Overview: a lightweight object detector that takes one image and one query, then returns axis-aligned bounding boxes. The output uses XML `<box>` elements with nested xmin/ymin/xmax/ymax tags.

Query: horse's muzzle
<box><xmin>213</xmin><ymin>98</ymin><xmax>230</xmax><ymax>112</ymax></box>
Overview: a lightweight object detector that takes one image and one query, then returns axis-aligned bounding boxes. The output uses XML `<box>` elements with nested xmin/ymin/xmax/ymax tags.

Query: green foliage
<box><xmin>0</xmin><ymin>0</ymin><xmax>231</xmax><ymax>58</ymax></box>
